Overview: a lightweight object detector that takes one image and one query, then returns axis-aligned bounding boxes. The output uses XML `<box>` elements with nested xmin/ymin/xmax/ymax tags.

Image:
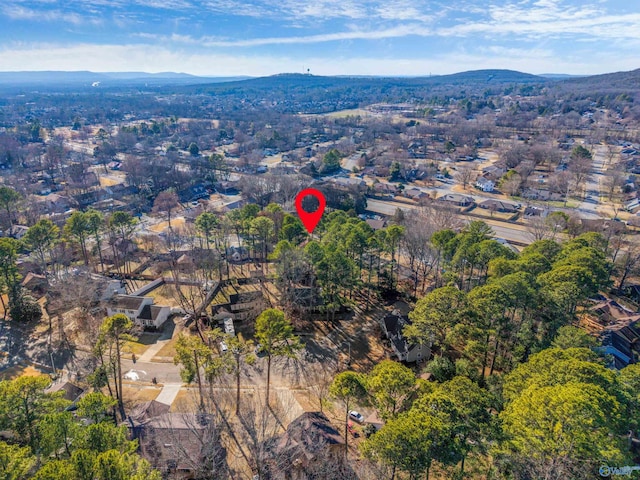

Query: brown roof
<box><xmin>275</xmin><ymin>411</ymin><xmax>344</xmax><ymax>455</ymax></box>
<box><xmin>365</xmin><ymin>218</ymin><xmax>386</xmax><ymax>230</ymax></box>
<box><xmin>130</xmin><ymin>413</ymin><xmax>225</xmax><ymax>475</ymax></box>
<box><xmin>21</xmin><ymin>272</ymin><xmax>47</xmax><ymax>289</ymax></box>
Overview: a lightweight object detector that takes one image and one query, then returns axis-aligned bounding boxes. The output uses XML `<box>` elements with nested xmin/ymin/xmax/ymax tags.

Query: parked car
<box><xmin>349</xmin><ymin>410</ymin><xmax>365</xmax><ymax>423</ymax></box>
<box><xmin>220</xmin><ymin>341</ymin><xmax>228</xmax><ymax>353</ymax></box>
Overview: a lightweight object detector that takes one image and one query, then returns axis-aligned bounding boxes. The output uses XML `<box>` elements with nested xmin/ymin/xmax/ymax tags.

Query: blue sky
<box><xmin>0</xmin><ymin>0</ymin><xmax>639</xmax><ymax>76</ymax></box>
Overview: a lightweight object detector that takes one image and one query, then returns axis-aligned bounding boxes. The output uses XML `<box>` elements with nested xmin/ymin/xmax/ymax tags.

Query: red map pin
<box><xmin>295</xmin><ymin>188</ymin><xmax>326</xmax><ymax>234</ymax></box>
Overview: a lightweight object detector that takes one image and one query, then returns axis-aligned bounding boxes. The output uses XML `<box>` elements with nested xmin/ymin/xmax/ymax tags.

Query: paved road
<box><xmin>573</xmin><ymin>143</ymin><xmax>607</xmax><ymax>219</ymax></box>
<box><xmin>366</xmin><ymin>198</ymin><xmax>533</xmax><ymax>245</ymax></box>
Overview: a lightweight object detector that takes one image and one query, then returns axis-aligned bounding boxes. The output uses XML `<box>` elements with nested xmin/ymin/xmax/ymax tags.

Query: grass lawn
<box><xmin>149</xmin><ymin>217</ymin><xmax>186</xmax><ymax>233</ymax></box>
<box><xmin>153</xmin><ymin>335</ymin><xmax>181</xmax><ymax>360</ymax></box>
<box><xmin>170</xmin><ymin>388</ymin><xmax>200</xmax><ymax>412</ymax></box>
<box><xmin>121</xmin><ymin>385</ymin><xmax>161</xmax><ymax>409</ymax></box>
<box><xmin>547</xmin><ymin>200</ymin><xmax>579</xmax><ymax>208</ymax></box>
<box><xmin>0</xmin><ymin>364</ymin><xmax>48</xmax><ymax>381</ymax></box>
<box><xmin>321</xmin><ymin>108</ymin><xmax>370</xmax><ymax>118</ymax></box>
<box><xmin>99</xmin><ymin>176</ymin><xmax>123</xmax><ymax>187</ymax></box>
<box><xmin>123</xmin><ymin>332</ymin><xmax>161</xmax><ymax>358</ymax></box>
<box><xmin>470</xmin><ymin>208</ymin><xmax>514</xmax><ymax>221</ymax></box>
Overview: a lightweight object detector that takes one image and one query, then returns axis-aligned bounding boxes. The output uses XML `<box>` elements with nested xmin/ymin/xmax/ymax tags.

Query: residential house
<box><xmin>178</xmin><ymin>184</ymin><xmax>209</xmax><ymax>203</ymax></box>
<box><xmin>45</xmin><ymin>381</ymin><xmax>84</xmax><ymax>409</ymax></box>
<box><xmin>601</xmin><ymin>321</ymin><xmax>640</xmax><ymax>369</ymax></box>
<box><xmin>36</xmin><ymin>193</ymin><xmax>76</xmax><ymax>214</ymax></box>
<box><xmin>263</xmin><ymin>412</ymin><xmax>352</xmax><ymax>480</ymax></box>
<box><xmin>331</xmin><ymin>177</ymin><xmax>366</xmax><ymax>189</ymax></box>
<box><xmin>21</xmin><ymin>272</ymin><xmax>48</xmax><ymax>295</ymax></box>
<box><xmin>408</xmin><ymin>142</ymin><xmax>427</xmax><ymax>159</ymax></box>
<box><xmin>128</xmin><ymin>409</ymin><xmax>226</xmax><ymax>479</ymax></box>
<box><xmin>383</xmin><ymin>310</ymin><xmax>430</xmax><ymax>363</ymax></box>
<box><xmin>524</xmin><ymin>206</ymin><xmax>547</xmax><ymax>217</ymax></box>
<box><xmin>270</xmin><ymin>164</ymin><xmax>297</xmax><ymax>175</ymax></box>
<box><xmin>437</xmin><ymin>194</ymin><xmax>475</xmax><ymax>207</ymax></box>
<box><xmin>481</xmin><ymin>165</ymin><xmax>506</xmax><ymax>180</ymax></box>
<box><xmin>591</xmin><ymin>299</ymin><xmax>640</xmax><ymax>326</ymax></box>
<box><xmin>107</xmin><ymin>294</ymin><xmax>171</xmax><ymax>329</ymax></box>
<box><xmin>522</xmin><ymin>188</ymin><xmax>563</xmax><ymax>202</ymax></box>
<box><xmin>73</xmin><ymin>189</ymin><xmax>111</xmax><ymax>209</ymax></box>
<box><xmin>475</xmin><ymin>177</ymin><xmax>495</xmax><ymax>192</ymax></box>
<box><xmin>403</xmin><ymin>187</ymin><xmax>429</xmax><ymax>201</ymax></box>
<box><xmin>365</xmin><ymin>218</ymin><xmax>386</xmax><ymax>231</ymax></box>
<box><xmin>478</xmin><ymin>199</ymin><xmax>518</xmax><ymax>213</ymax></box>
<box><xmin>625</xmin><ymin>198</ymin><xmax>640</xmax><ymax>213</ymax></box>
<box><xmin>582</xmin><ymin>219</ymin><xmax>627</xmax><ymax>236</ymax></box>
<box><xmin>215</xmin><ymin>181</ymin><xmax>239</xmax><ymax>195</ymax></box>
<box><xmin>225</xmin><ymin>246</ymin><xmax>249</xmax><ymax>263</ymax></box>
<box><xmin>371</xmin><ymin>182</ymin><xmax>397</xmax><ymax>197</ymax></box>
<box><xmin>4</xmin><ymin>225</ymin><xmax>29</xmax><ymax>239</ymax></box>
<box><xmin>406</xmin><ymin>168</ymin><xmax>430</xmax><ymax>180</ymax></box>
<box><xmin>175</xmin><ymin>249</ymin><xmax>221</xmax><ymax>273</ymax></box>
<box><xmin>107</xmin><ymin>184</ymin><xmax>138</xmax><ymax>200</ymax></box>
<box><xmin>68</xmin><ymin>171</ymin><xmax>100</xmax><ymax>190</ymax></box>
<box><xmin>210</xmin><ymin>282</ymin><xmax>264</xmax><ymax>321</ymax></box>
<box><xmin>587</xmin><ymin>298</ymin><xmax>640</xmax><ymax>369</ymax></box>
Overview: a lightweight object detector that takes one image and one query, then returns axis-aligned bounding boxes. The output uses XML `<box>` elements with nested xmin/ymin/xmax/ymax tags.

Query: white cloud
<box><xmin>0</xmin><ymin>42</ymin><xmax>637</xmax><ymax>76</ymax></box>
<box><xmin>1</xmin><ymin>4</ymin><xmax>101</xmax><ymax>25</ymax></box>
<box><xmin>141</xmin><ymin>24</ymin><xmax>431</xmax><ymax>47</ymax></box>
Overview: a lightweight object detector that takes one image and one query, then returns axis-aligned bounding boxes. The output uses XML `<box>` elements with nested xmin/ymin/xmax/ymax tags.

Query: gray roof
<box><xmin>438</xmin><ymin>194</ymin><xmax>474</xmax><ymax>204</ymax></box>
<box><xmin>113</xmin><ymin>294</ymin><xmax>147</xmax><ymax>311</ymax></box>
<box><xmin>46</xmin><ymin>381</ymin><xmax>84</xmax><ymax>402</ymax></box>
<box><xmin>138</xmin><ymin>305</ymin><xmax>166</xmax><ymax>321</ymax></box>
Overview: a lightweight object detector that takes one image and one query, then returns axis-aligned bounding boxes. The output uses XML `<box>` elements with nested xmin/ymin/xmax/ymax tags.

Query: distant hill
<box><xmin>199</xmin><ymin>70</ymin><xmax>547</xmax><ymax>87</ymax></box>
<box><xmin>413</xmin><ymin>69</ymin><xmax>546</xmax><ymax>85</ymax></box>
<box><xmin>0</xmin><ymin>71</ymin><xmax>250</xmax><ymax>87</ymax></box>
<box><xmin>192</xmin><ymin>69</ymin><xmax>547</xmax><ymax>91</ymax></box>
<box><xmin>0</xmin><ymin>69</ymin><xmax>548</xmax><ymax>91</ymax></box>
<box><xmin>560</xmin><ymin>68</ymin><xmax>640</xmax><ymax>89</ymax></box>
<box><xmin>539</xmin><ymin>73</ymin><xmax>586</xmax><ymax>79</ymax></box>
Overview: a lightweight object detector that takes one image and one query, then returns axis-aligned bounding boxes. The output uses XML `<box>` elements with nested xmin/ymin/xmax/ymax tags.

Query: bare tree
<box><xmin>305</xmin><ymin>361</ymin><xmax>337</xmax><ymax>414</ymax></box>
<box><xmin>418</xmin><ymin>203</ymin><xmax>463</xmax><ymax>232</ymax></box>
<box><xmin>142</xmin><ymin>409</ymin><xmax>229</xmax><ymax>480</ymax></box>
<box><xmin>548</xmin><ymin>171</ymin><xmax>571</xmax><ymax>205</ymax></box>
<box><xmin>526</xmin><ymin>214</ymin><xmax>551</xmax><ymax>242</ymax></box>
<box><xmin>568</xmin><ymin>156</ymin><xmax>591</xmax><ymax>198</ymax></box>
<box><xmin>516</xmin><ymin>160</ymin><xmax>536</xmax><ymax>187</ymax></box>
<box><xmin>401</xmin><ymin>210</ymin><xmax>437</xmax><ymax>295</ymax></box>
<box><xmin>502</xmin><ymin>173</ymin><xmax>523</xmax><ymax>197</ymax></box>
<box><xmin>153</xmin><ymin>189</ymin><xmax>181</xmax><ymax>230</ymax></box>
<box><xmin>616</xmin><ymin>242</ymin><xmax>640</xmax><ymax>292</ymax></box>
<box><xmin>455</xmin><ymin>164</ymin><xmax>475</xmax><ymax>190</ymax></box>
<box><xmin>236</xmin><ymin>392</ymin><xmax>293</xmax><ymax>479</ymax></box>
